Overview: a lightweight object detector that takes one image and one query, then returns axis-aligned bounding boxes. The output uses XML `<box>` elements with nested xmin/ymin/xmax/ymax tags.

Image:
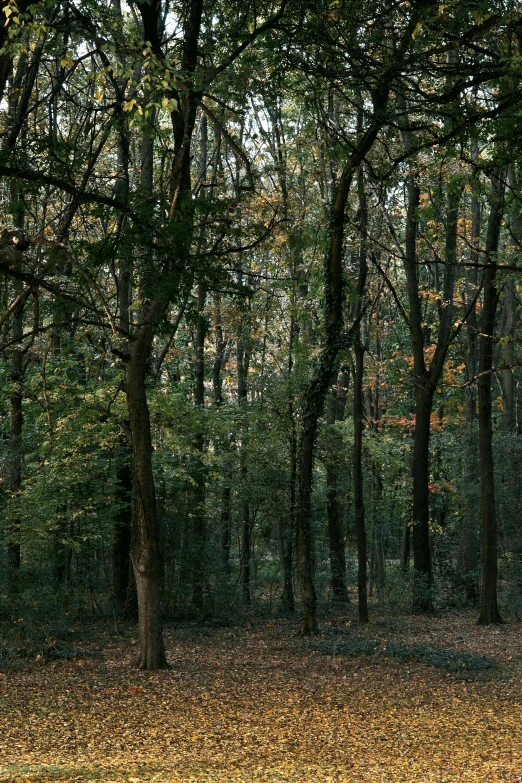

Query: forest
<box><xmin>1</xmin><ymin>0</ymin><xmax>522</xmax><ymax>711</ymax></box>
<box><xmin>4</xmin><ymin>0</ymin><xmax>522</xmax><ymax>780</ymax></box>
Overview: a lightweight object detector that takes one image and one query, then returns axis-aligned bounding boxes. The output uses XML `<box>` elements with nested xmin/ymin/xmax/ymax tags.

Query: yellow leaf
<box><xmin>412</xmin><ymin>21</ymin><xmax>423</xmax><ymax>39</ymax></box>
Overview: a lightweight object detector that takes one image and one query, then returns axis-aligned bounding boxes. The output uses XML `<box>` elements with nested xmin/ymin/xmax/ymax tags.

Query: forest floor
<box><xmin>1</xmin><ymin>608</ymin><xmax>522</xmax><ymax>783</ymax></box>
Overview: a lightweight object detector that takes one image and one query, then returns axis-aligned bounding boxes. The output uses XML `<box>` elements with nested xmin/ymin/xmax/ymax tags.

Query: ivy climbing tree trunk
<box><xmin>295</xmin><ymin>36</ymin><xmax>412</xmax><ymax>632</ymax></box>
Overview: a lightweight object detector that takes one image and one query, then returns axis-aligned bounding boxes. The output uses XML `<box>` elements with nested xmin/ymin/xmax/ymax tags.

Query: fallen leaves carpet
<box><xmin>1</xmin><ymin>612</ymin><xmax>522</xmax><ymax>782</ymax></box>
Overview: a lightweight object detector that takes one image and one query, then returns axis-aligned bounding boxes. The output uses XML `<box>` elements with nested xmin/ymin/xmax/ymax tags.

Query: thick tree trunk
<box><xmin>477</xmin><ymin>171</ymin><xmax>504</xmax><ymax>626</ymax></box>
<box><xmin>127</xmin><ymin>342</ymin><xmax>167</xmax><ymax>669</ymax></box>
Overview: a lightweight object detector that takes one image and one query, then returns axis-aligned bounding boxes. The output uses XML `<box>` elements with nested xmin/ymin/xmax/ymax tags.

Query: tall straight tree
<box><xmin>477</xmin><ymin>167</ymin><xmax>505</xmax><ymax>626</ymax></box>
<box><xmin>295</xmin><ymin>1</ymin><xmax>423</xmax><ymax>633</ymax></box>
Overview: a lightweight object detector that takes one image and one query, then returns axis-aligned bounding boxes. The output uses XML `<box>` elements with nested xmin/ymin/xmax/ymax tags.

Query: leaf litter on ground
<box><xmin>1</xmin><ymin>610</ymin><xmax>522</xmax><ymax>783</ymax></box>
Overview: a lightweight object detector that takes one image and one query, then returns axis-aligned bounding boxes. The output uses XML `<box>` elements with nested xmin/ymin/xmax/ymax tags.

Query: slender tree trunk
<box><xmin>279</xmin><ymin>409</ymin><xmax>296</xmax><ymax>611</ymax></box>
<box><xmin>353</xmin><ymin>337</ymin><xmax>368</xmax><ymax>622</ymax></box>
<box><xmin>240</xmin><ymin>501</ymin><xmax>251</xmax><ymax>605</ymax></box>
<box><xmin>400</xmin><ymin>521</ymin><xmax>410</xmax><ymax>571</ymax></box>
<box><xmin>191</xmin><ymin>282</ymin><xmax>206</xmax><ymax>611</ymax></box>
<box><xmin>113</xmin><ymin>443</ymin><xmax>134</xmax><ymax>614</ymax></box>
<box><xmin>7</xmin><ymin>131</ymin><xmax>26</xmax><ymax>572</ymax></box>
<box><xmin>212</xmin><ymin>292</ymin><xmax>233</xmax><ymax>584</ymax></box>
<box><xmin>7</xmin><ymin>281</ymin><xmax>23</xmax><ymax>573</ymax></box>
<box><xmin>112</xmin><ymin>99</ymin><xmax>135</xmax><ymax>616</ymax></box>
<box><xmin>370</xmin><ymin>465</ymin><xmax>385</xmax><ymax>599</ymax></box>
<box><xmin>220</xmin><ymin>485</ymin><xmax>232</xmax><ymax>578</ymax></box>
<box><xmin>326</xmin><ymin>371</ymin><xmax>349</xmax><ymax>604</ymax></box>
<box><xmin>237</xmin><ymin>309</ymin><xmax>251</xmax><ymax>605</ymax></box>
<box><xmin>297</xmin><ymin>424</ymin><xmax>319</xmax><ymax>633</ymax></box>
<box><xmin>501</xmin><ymin>279</ymin><xmax>515</xmax><ymax>434</ymax></box>
<box><xmin>460</xmin><ymin>156</ymin><xmax>481</xmax><ymax>602</ymax></box>
<box><xmin>477</xmin><ymin>170</ymin><xmax>505</xmax><ymax>626</ymax></box>
<box><xmin>326</xmin><ymin>465</ymin><xmax>347</xmax><ymax>603</ymax></box>
<box><xmin>295</xmin><ymin>38</ymin><xmax>408</xmax><ymax>633</ymax></box>
<box><xmin>411</xmin><ymin>382</ymin><xmax>435</xmax><ymax>610</ymax></box>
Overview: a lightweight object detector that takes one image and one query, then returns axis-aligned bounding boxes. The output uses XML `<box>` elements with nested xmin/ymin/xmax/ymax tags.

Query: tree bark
<box><xmin>460</xmin><ymin>162</ymin><xmax>480</xmax><ymax>603</ymax></box>
<box><xmin>7</xmin><ymin>281</ymin><xmax>23</xmax><ymax>572</ymax></box>
<box><xmin>411</xmin><ymin>381</ymin><xmax>436</xmax><ymax>610</ymax></box>
<box><xmin>477</xmin><ymin>170</ymin><xmax>505</xmax><ymax>626</ymax></box>
<box><xmin>279</xmin><ymin>407</ymin><xmax>296</xmax><ymax>612</ymax></box>
<box><xmin>191</xmin><ymin>282</ymin><xmax>207</xmax><ymax>611</ymax></box>
<box><xmin>113</xmin><ymin>442</ymin><xmax>134</xmax><ymax>615</ymax></box>
<box><xmin>127</xmin><ymin>328</ymin><xmax>167</xmax><ymax>669</ymax></box>
<box><xmin>296</xmin><ymin>76</ymin><xmax>395</xmax><ymax>634</ymax></box>
<box><xmin>220</xmin><ymin>485</ymin><xmax>232</xmax><ymax>579</ymax></box>
<box><xmin>237</xmin><ymin>305</ymin><xmax>251</xmax><ymax>605</ymax></box>
<box><xmin>353</xmin><ymin>337</ymin><xmax>368</xmax><ymax>623</ymax></box>
<box><xmin>500</xmin><ymin>279</ymin><xmax>515</xmax><ymax>434</ymax></box>
<box><xmin>326</xmin><ymin>372</ymin><xmax>349</xmax><ymax>604</ymax></box>
<box><xmin>401</xmin><ymin>151</ymin><xmax>461</xmax><ymax>610</ymax></box>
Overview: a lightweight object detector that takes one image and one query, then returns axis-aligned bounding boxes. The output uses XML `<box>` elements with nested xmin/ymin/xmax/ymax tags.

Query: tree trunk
<box><xmin>501</xmin><ymin>279</ymin><xmax>515</xmax><ymax>434</ymax></box>
<box><xmin>460</xmin><ymin>154</ymin><xmax>481</xmax><ymax>603</ymax></box>
<box><xmin>326</xmin><ymin>465</ymin><xmax>348</xmax><ymax>603</ymax></box>
<box><xmin>326</xmin><ymin>372</ymin><xmax>349</xmax><ymax>604</ymax></box>
<box><xmin>297</xmin><ymin>425</ymin><xmax>319</xmax><ymax>634</ymax></box>
<box><xmin>477</xmin><ymin>170</ymin><xmax>505</xmax><ymax>626</ymax></box>
<box><xmin>113</xmin><ymin>442</ymin><xmax>134</xmax><ymax>615</ymax></box>
<box><xmin>240</xmin><ymin>501</ymin><xmax>251</xmax><ymax>605</ymax></box>
<box><xmin>369</xmin><ymin>465</ymin><xmax>385</xmax><ymax>600</ymax></box>
<box><xmin>191</xmin><ymin>283</ymin><xmax>207</xmax><ymax>611</ymax></box>
<box><xmin>279</xmin><ymin>412</ymin><xmax>296</xmax><ymax>612</ymax></box>
<box><xmin>7</xmin><ymin>168</ymin><xmax>26</xmax><ymax>572</ymax></box>
<box><xmin>411</xmin><ymin>381</ymin><xmax>435</xmax><ymax>611</ymax></box>
<box><xmin>400</xmin><ymin>521</ymin><xmax>410</xmax><ymax>571</ymax></box>
<box><xmin>7</xmin><ymin>281</ymin><xmax>23</xmax><ymax>572</ymax></box>
<box><xmin>220</xmin><ymin>485</ymin><xmax>232</xmax><ymax>579</ymax></box>
<box><xmin>127</xmin><ymin>339</ymin><xmax>167</xmax><ymax>669</ymax></box>
<box><xmin>353</xmin><ymin>338</ymin><xmax>368</xmax><ymax>623</ymax></box>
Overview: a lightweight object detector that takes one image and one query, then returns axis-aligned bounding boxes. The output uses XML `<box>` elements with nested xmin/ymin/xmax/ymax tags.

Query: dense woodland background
<box><xmin>2</xmin><ymin>0</ymin><xmax>522</xmax><ymax>669</ymax></box>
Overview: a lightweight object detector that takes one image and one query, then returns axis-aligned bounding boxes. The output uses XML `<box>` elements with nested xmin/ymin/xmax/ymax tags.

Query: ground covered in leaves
<box><xmin>1</xmin><ymin>610</ymin><xmax>522</xmax><ymax>783</ymax></box>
